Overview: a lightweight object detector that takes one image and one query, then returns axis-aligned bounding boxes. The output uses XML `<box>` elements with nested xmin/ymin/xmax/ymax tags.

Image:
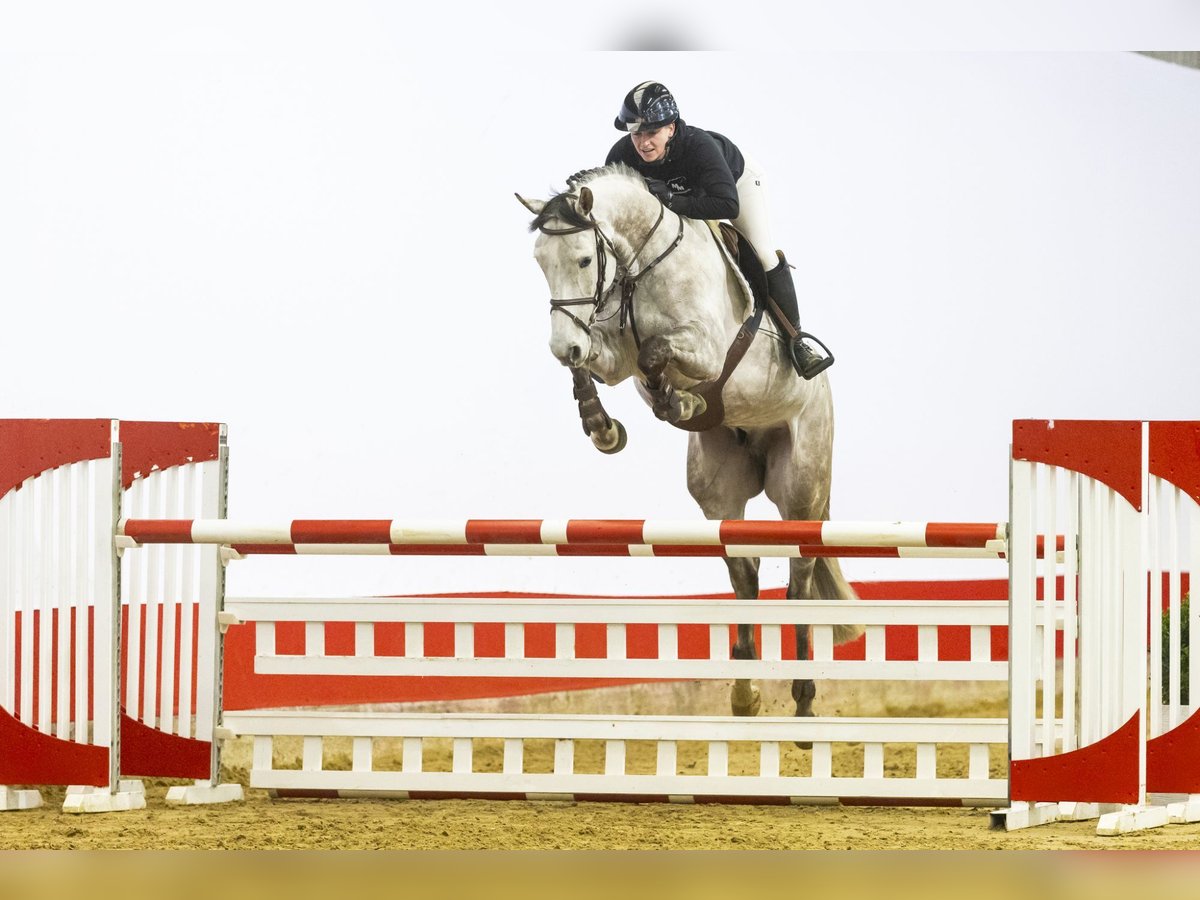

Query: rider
<box><xmin>603</xmin><ymin>81</ymin><xmax>833</xmax><ymax>380</ymax></box>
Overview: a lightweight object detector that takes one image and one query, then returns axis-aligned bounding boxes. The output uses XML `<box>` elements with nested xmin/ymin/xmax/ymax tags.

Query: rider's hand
<box><xmin>644</xmin><ymin>178</ymin><xmax>673</xmax><ymax>206</ymax></box>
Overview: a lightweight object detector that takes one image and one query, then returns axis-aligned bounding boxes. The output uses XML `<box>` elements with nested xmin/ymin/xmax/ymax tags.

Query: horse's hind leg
<box><xmin>686</xmin><ymin>428</ymin><xmax>764</xmax><ymax>716</ymax></box>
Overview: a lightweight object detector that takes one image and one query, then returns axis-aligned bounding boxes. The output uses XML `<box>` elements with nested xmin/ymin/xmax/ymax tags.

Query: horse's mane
<box><xmin>527</xmin><ymin>163</ymin><xmax>649</xmax><ymax>233</ymax></box>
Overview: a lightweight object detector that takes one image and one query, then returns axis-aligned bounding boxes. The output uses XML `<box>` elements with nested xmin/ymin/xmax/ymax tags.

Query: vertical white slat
<box><xmin>864</xmin><ymin>626</ymin><xmax>885</xmax><ymax>663</ymax></box>
<box><xmin>404</xmin><ymin>622</ymin><xmax>424</xmax><ymax>658</ymax></box>
<box><xmin>657</xmin><ymin>623</ymin><xmax>677</xmax><ymax>661</ymax></box>
<box><xmin>503</xmin><ymin>739</ymin><xmax>523</xmax><ymax>774</ymax></box>
<box><xmin>38</xmin><ymin>470</ymin><xmax>54</xmax><ymax>733</ymax></box>
<box><xmin>1168</xmin><ymin>484</ymin><xmax>1183</xmax><ymax>725</ymax></box>
<box><xmin>708</xmin><ymin>741</ymin><xmax>728</xmax><ymax>777</ymax></box>
<box><xmin>555</xmin><ymin>623</ymin><xmax>573</xmax><ymax>660</ymax></box>
<box><xmin>969</xmin><ymin>743</ymin><xmax>990</xmax><ymax>781</ymax></box>
<box><xmin>1008</xmin><ymin>458</ymin><xmax>1038</xmax><ymax>767</ymax></box>
<box><xmin>811</xmin><ymin>743</ymin><xmax>832</xmax><ymax>779</ymax></box>
<box><xmin>158</xmin><ymin>466</ymin><xmax>180</xmax><ymax>737</ymax></box>
<box><xmin>352</xmin><ymin>736</ymin><xmax>372</xmax><ymax>772</ymax></box>
<box><xmin>969</xmin><ymin>625</ymin><xmax>990</xmax><ymax>665</ymax></box>
<box><xmin>1062</xmin><ymin>470</ymin><xmax>1079</xmax><ymax>752</ymax></box>
<box><xmin>553</xmin><ymin>739</ymin><xmax>573</xmax><ymax>775</ymax></box>
<box><xmin>504</xmin><ymin>622</ymin><xmax>524</xmax><ymax>660</ymax></box>
<box><xmin>1039</xmin><ymin>465</ymin><xmax>1057</xmax><ymax>758</ymax></box>
<box><xmin>916</xmin><ymin>744</ymin><xmax>936</xmax><ymax>782</ymax></box>
<box><xmin>1147</xmin><ymin>476</ymin><xmax>1163</xmax><ymax>736</ymax></box>
<box><xmin>402</xmin><ymin>737</ymin><xmax>422</xmax><ymax>772</ymax></box>
<box><xmin>55</xmin><ymin>464</ymin><xmax>72</xmax><ymax>740</ymax></box>
<box><xmin>454</xmin><ymin>622</ymin><xmax>473</xmax><ymax>659</ymax></box>
<box><xmin>193</xmin><ymin>453</ymin><xmax>225</xmax><ymax>759</ymax></box>
<box><xmin>761</xmin><ymin>624</ymin><xmax>782</xmax><ymax>661</ymax></box>
<box><xmin>176</xmin><ymin>464</ymin><xmax>197</xmax><ymax>740</ymax></box>
<box><xmin>18</xmin><ymin>478</ymin><xmax>35</xmax><ymax>727</ymax></box>
<box><xmin>708</xmin><ymin>624</ymin><xmax>727</xmax><ymax>660</ymax></box>
<box><xmin>354</xmin><ymin>622</ymin><xmax>373</xmax><ymax>658</ymax></box>
<box><xmin>123</xmin><ymin>478</ymin><xmax>144</xmax><ymax>718</ymax></box>
<box><xmin>0</xmin><ymin>478</ymin><xmax>13</xmax><ymax>715</ymax></box>
<box><xmin>656</xmin><ymin>740</ymin><xmax>677</xmax><ymax>777</ymax></box>
<box><xmin>301</xmin><ymin>735</ymin><xmax>322</xmax><ymax>771</ymax></box>
<box><xmin>1190</xmin><ymin>499</ymin><xmax>1200</xmax><ymax>709</ymax></box>
<box><xmin>606</xmin><ymin>623</ymin><xmax>625</xmax><ymax>660</ymax></box>
<box><xmin>760</xmin><ymin>742</ymin><xmax>780</xmax><ymax>778</ymax></box>
<box><xmin>305</xmin><ymin>621</ymin><xmax>325</xmax><ymax>658</ymax></box>
<box><xmin>91</xmin><ymin>446</ymin><xmax>117</xmax><ymax>756</ymax></box>
<box><xmin>604</xmin><ymin>740</ymin><xmax>625</xmax><ymax>776</ymax></box>
<box><xmin>811</xmin><ymin>625</ymin><xmax>833</xmax><ymax>662</ymax></box>
<box><xmin>142</xmin><ymin>474</ymin><xmax>162</xmax><ymax>731</ymax></box>
<box><xmin>863</xmin><ymin>743</ymin><xmax>884</xmax><ymax>779</ymax></box>
<box><xmin>252</xmin><ymin>736</ymin><xmax>274</xmax><ymax>773</ymax></box>
<box><xmin>916</xmin><ymin>625</ymin><xmax>936</xmax><ymax>664</ymax></box>
<box><xmin>453</xmin><ymin>738</ymin><xmax>472</xmax><ymax>774</ymax></box>
<box><xmin>255</xmin><ymin>622</ymin><xmax>276</xmax><ymax>658</ymax></box>
<box><xmin>1078</xmin><ymin>476</ymin><xmax>1100</xmax><ymax>747</ymax></box>
<box><xmin>1129</xmin><ymin>424</ymin><xmax>1150</xmax><ymax>804</ymax></box>
<box><xmin>73</xmin><ymin>462</ymin><xmax>90</xmax><ymax>742</ymax></box>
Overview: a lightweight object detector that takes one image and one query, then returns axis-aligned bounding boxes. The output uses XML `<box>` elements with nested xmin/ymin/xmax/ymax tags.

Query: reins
<box><xmin>542</xmin><ymin>193</ymin><xmax>684</xmax><ymax>349</ymax></box>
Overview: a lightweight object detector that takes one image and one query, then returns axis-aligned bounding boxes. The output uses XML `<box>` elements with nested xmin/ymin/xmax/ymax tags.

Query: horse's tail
<box><xmin>815</xmin><ymin>556</ymin><xmax>864</xmax><ymax>644</ymax></box>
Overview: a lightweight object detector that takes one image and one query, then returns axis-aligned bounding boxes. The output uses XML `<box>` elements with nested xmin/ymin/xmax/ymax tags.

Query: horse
<box><xmin>516</xmin><ymin>163</ymin><xmax>861</xmax><ymax>723</ymax></box>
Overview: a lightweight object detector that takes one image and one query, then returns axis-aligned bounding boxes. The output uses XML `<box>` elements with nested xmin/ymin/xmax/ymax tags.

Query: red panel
<box><xmin>1147</xmin><ymin>708</ymin><xmax>1200</xmax><ymax>794</ymax></box>
<box><xmin>119</xmin><ymin>712</ymin><xmax>211</xmax><ymax>779</ymax></box>
<box><xmin>0</xmin><ymin>704</ymin><xmax>109</xmax><ymax>786</ymax></box>
<box><xmin>1149</xmin><ymin>421</ymin><xmax>1200</xmax><ymax>505</ymax></box>
<box><xmin>924</xmin><ymin>523</ymin><xmax>1001</xmax><ymax>548</ymax></box>
<box><xmin>121</xmin><ymin>519</ymin><xmax>195</xmax><ymax>543</ymax></box>
<box><xmin>291</xmin><ymin>520</ymin><xmax>391</xmax><ymax>543</ymax></box>
<box><xmin>119</xmin><ymin>421</ymin><xmax>221</xmax><ymax>490</ymax></box>
<box><xmin>719</xmin><ymin>521</ymin><xmax>824</xmax><ymax>545</ymax></box>
<box><xmin>1010</xmin><ymin>712</ymin><xmax>1140</xmax><ymax>803</ymax></box>
<box><xmin>464</xmin><ymin>520</ymin><xmax>544</xmax><ymax>544</ymax></box>
<box><xmin>565</xmin><ymin>520</ymin><xmax>645</xmax><ymax>544</ymax></box>
<box><xmin>1012</xmin><ymin>419</ymin><xmax>1143</xmax><ymax>510</ymax></box>
<box><xmin>0</xmin><ymin>419</ymin><xmax>112</xmax><ymax>499</ymax></box>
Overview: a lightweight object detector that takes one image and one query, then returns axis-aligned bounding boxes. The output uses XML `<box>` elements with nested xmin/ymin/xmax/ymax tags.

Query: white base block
<box><xmin>165</xmin><ymin>781</ymin><xmax>244</xmax><ymax>806</ymax></box>
<box><xmin>989</xmin><ymin>801</ymin><xmax>1061</xmax><ymax>831</ymax></box>
<box><xmin>1166</xmin><ymin>797</ymin><xmax>1200</xmax><ymax>824</ymax></box>
<box><xmin>1056</xmin><ymin>801</ymin><xmax>1121</xmax><ymax>822</ymax></box>
<box><xmin>0</xmin><ymin>786</ymin><xmax>43</xmax><ymax>811</ymax></box>
<box><xmin>62</xmin><ymin>780</ymin><xmax>147</xmax><ymax>814</ymax></box>
<box><xmin>1096</xmin><ymin>804</ymin><xmax>1170</xmax><ymax>835</ymax></box>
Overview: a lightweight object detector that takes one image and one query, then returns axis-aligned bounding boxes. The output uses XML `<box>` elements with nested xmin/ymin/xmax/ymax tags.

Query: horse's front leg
<box><xmin>789</xmin><ymin>557</ymin><xmax>819</xmax><ymax>748</ymax></box>
<box><xmin>637</xmin><ymin>335</ymin><xmax>708</xmax><ymax>424</ymax></box>
<box><xmin>569</xmin><ymin>367</ymin><xmax>627</xmax><ymax>454</ymax></box>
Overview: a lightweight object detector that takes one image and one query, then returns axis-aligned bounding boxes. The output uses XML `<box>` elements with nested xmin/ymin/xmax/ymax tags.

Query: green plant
<box><xmin>1161</xmin><ymin>593</ymin><xmax>1190</xmax><ymax>705</ymax></box>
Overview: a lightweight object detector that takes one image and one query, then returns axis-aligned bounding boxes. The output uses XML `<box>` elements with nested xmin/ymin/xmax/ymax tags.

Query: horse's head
<box><xmin>518</xmin><ymin>166</ymin><xmax>655</xmax><ymax>369</ymax></box>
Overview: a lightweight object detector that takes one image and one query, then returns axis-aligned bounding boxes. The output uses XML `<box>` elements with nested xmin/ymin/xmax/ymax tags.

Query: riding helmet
<box><xmin>614</xmin><ymin>81</ymin><xmax>680</xmax><ymax>132</ymax></box>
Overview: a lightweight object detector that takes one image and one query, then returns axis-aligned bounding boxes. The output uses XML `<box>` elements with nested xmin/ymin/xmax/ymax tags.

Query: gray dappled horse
<box><xmin>517</xmin><ymin>164</ymin><xmax>861</xmax><ymax>722</ymax></box>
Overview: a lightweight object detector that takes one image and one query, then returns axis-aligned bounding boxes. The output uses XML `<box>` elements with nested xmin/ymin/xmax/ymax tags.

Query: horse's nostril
<box><xmin>570</xmin><ymin>345</ymin><xmax>583</xmax><ymax>364</ymax></box>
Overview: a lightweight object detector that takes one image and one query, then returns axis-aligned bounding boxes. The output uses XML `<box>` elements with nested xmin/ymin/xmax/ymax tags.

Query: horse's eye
<box><xmin>579</xmin><ymin>257</ymin><xmax>592</xmax><ymax>268</ymax></box>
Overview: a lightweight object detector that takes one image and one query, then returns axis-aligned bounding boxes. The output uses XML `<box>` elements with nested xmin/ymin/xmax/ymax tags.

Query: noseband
<box><xmin>540</xmin><ymin>195</ymin><xmax>685</xmax><ymax>348</ymax></box>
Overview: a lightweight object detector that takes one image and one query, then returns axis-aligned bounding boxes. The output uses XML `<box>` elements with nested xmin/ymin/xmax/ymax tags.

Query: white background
<box><xmin>3</xmin><ymin>3</ymin><xmax>1199</xmax><ymax>597</ymax></box>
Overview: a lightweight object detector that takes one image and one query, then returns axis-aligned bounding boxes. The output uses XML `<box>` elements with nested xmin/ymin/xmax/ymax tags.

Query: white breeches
<box><xmin>730</xmin><ymin>155</ymin><xmax>779</xmax><ymax>271</ymax></box>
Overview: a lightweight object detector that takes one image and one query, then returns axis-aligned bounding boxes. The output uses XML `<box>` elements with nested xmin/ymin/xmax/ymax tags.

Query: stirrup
<box><xmin>790</xmin><ymin>331</ymin><xmax>835</xmax><ymax>380</ymax></box>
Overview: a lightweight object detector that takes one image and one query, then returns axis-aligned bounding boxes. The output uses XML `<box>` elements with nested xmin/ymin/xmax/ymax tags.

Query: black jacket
<box><xmin>606</xmin><ymin>119</ymin><xmax>745</xmax><ymax>220</ymax></box>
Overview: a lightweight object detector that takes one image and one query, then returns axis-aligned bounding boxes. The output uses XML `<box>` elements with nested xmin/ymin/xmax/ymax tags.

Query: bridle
<box><xmin>539</xmin><ymin>195</ymin><xmax>685</xmax><ymax>349</ymax></box>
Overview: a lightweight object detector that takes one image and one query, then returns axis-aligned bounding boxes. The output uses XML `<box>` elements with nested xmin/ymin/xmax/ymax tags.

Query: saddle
<box><xmin>709</xmin><ymin>221</ymin><xmax>770</xmax><ymax>316</ymax></box>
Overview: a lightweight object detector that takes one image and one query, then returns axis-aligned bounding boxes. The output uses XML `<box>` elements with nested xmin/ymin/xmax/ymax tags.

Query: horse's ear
<box><xmin>515</xmin><ymin>193</ymin><xmax>545</xmax><ymax>215</ymax></box>
<box><xmin>578</xmin><ymin>186</ymin><xmax>593</xmax><ymax>216</ymax></box>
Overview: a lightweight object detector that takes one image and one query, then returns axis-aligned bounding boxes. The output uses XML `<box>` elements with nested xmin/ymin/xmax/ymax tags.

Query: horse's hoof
<box><xmin>794</xmin><ymin>703</ymin><xmax>814</xmax><ymax>748</ymax></box>
<box><xmin>731</xmin><ymin>688</ymin><xmax>761</xmax><ymax>717</ymax></box>
<box><xmin>591</xmin><ymin>419</ymin><xmax>627</xmax><ymax>454</ymax></box>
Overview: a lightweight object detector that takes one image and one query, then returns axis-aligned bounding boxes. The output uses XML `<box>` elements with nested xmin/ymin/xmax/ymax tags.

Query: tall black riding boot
<box><xmin>765</xmin><ymin>252</ymin><xmax>834</xmax><ymax>380</ymax></box>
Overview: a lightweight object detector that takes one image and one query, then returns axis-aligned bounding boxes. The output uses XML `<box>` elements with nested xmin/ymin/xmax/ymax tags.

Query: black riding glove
<box><xmin>644</xmin><ymin>178</ymin><xmax>674</xmax><ymax>206</ymax></box>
